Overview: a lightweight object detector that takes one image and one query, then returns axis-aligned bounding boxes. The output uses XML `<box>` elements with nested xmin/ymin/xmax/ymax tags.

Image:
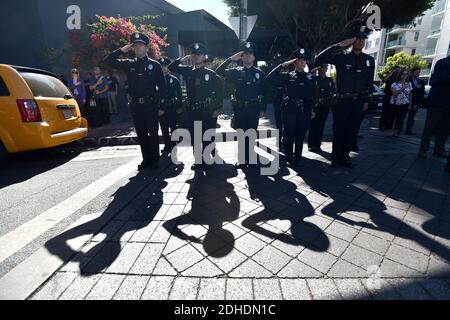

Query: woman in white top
<box><xmin>389</xmin><ymin>69</ymin><xmax>412</xmax><ymax>138</ymax></box>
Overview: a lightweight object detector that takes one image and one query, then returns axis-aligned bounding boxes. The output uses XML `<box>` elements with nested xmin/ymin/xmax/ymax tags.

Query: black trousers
<box><xmin>234</xmin><ymin>105</ymin><xmax>260</xmax><ymax>164</ymax></box>
<box><xmin>188</xmin><ymin>109</ymin><xmax>218</xmax><ymax>164</ymax></box>
<box><xmin>96</xmin><ymin>97</ymin><xmax>110</xmax><ymax>125</ymax></box>
<box><xmin>273</xmin><ymin>97</ymin><xmax>284</xmax><ymax>145</ymax></box>
<box><xmin>420</xmin><ymin>106</ymin><xmax>450</xmax><ymax>155</ymax></box>
<box><xmin>332</xmin><ymin>99</ymin><xmax>364</xmax><ymax>164</ymax></box>
<box><xmin>389</xmin><ymin>104</ymin><xmax>409</xmax><ymax>132</ymax></box>
<box><xmin>308</xmin><ymin>103</ymin><xmax>330</xmax><ymax>150</ymax></box>
<box><xmin>283</xmin><ymin>105</ymin><xmax>312</xmax><ymax>162</ymax></box>
<box><xmin>160</xmin><ymin>108</ymin><xmax>177</xmax><ymax>150</ymax></box>
<box><xmin>406</xmin><ymin>105</ymin><xmax>420</xmax><ymax>134</ymax></box>
<box><xmin>130</xmin><ymin>102</ymin><xmax>160</xmax><ymax>164</ymax></box>
<box><xmin>379</xmin><ymin>96</ymin><xmax>391</xmax><ymax>130</ymax></box>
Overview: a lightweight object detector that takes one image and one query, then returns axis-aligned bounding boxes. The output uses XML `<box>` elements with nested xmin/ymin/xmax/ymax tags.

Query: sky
<box><xmin>165</xmin><ymin>0</ymin><xmax>232</xmax><ymax>27</ymax></box>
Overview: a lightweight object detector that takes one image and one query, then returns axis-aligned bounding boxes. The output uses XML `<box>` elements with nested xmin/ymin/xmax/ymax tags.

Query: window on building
<box><xmin>412</xmin><ymin>49</ymin><xmax>416</xmax><ymax>55</ymax></box>
<box><xmin>414</xmin><ymin>32</ymin><xmax>420</xmax><ymax>41</ymax></box>
<box><xmin>417</xmin><ymin>18</ymin><xmax>423</xmax><ymax>25</ymax></box>
<box><xmin>0</xmin><ymin>76</ymin><xmax>10</xmax><ymax>96</ymax></box>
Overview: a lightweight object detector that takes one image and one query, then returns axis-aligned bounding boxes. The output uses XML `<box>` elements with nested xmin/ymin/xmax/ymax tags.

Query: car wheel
<box><xmin>0</xmin><ymin>141</ymin><xmax>9</xmax><ymax>167</ymax></box>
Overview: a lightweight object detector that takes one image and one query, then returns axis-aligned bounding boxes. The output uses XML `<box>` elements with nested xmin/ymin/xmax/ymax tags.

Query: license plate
<box><xmin>63</xmin><ymin>109</ymin><xmax>73</xmax><ymax>119</ymax></box>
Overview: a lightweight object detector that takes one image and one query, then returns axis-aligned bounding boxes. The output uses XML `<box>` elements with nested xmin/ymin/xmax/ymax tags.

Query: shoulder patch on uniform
<box><xmin>255</xmin><ymin>73</ymin><xmax>260</xmax><ymax>79</ymax></box>
<box><xmin>170</xmin><ymin>78</ymin><xmax>173</xmax><ymax>84</ymax></box>
<box><xmin>148</xmin><ymin>64</ymin><xmax>154</xmax><ymax>71</ymax></box>
<box><xmin>205</xmin><ymin>74</ymin><xmax>210</xmax><ymax>81</ymax></box>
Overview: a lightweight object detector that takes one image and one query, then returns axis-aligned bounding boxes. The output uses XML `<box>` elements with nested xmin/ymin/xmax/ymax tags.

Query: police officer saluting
<box><xmin>315</xmin><ymin>26</ymin><xmax>375</xmax><ymax>168</ymax></box>
<box><xmin>268</xmin><ymin>48</ymin><xmax>317</xmax><ymax>167</ymax></box>
<box><xmin>216</xmin><ymin>42</ymin><xmax>267</xmax><ymax>167</ymax></box>
<box><xmin>158</xmin><ymin>57</ymin><xmax>182</xmax><ymax>153</ymax></box>
<box><xmin>308</xmin><ymin>64</ymin><xmax>335</xmax><ymax>152</ymax></box>
<box><xmin>168</xmin><ymin>43</ymin><xmax>223</xmax><ymax>169</ymax></box>
<box><xmin>104</xmin><ymin>32</ymin><xmax>166</xmax><ymax>171</ymax></box>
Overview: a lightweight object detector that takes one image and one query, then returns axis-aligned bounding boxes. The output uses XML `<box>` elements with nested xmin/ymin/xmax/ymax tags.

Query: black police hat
<box><xmin>191</xmin><ymin>43</ymin><xmax>208</xmax><ymax>55</ymax></box>
<box><xmin>158</xmin><ymin>57</ymin><xmax>172</xmax><ymax>66</ymax></box>
<box><xmin>131</xmin><ymin>32</ymin><xmax>149</xmax><ymax>46</ymax></box>
<box><xmin>240</xmin><ymin>42</ymin><xmax>257</xmax><ymax>55</ymax></box>
<box><xmin>353</xmin><ymin>25</ymin><xmax>372</xmax><ymax>39</ymax></box>
<box><xmin>290</xmin><ymin>48</ymin><xmax>308</xmax><ymax>60</ymax></box>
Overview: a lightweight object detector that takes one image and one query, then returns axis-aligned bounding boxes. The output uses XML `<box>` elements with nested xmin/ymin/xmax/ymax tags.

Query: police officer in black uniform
<box><xmin>216</xmin><ymin>42</ymin><xmax>267</xmax><ymax>166</ymax></box>
<box><xmin>268</xmin><ymin>48</ymin><xmax>317</xmax><ymax>167</ymax></box>
<box><xmin>272</xmin><ymin>84</ymin><xmax>286</xmax><ymax>149</ymax></box>
<box><xmin>315</xmin><ymin>26</ymin><xmax>375</xmax><ymax>168</ymax></box>
<box><xmin>168</xmin><ymin>43</ymin><xmax>223</xmax><ymax>169</ymax></box>
<box><xmin>105</xmin><ymin>32</ymin><xmax>167</xmax><ymax>171</ymax></box>
<box><xmin>308</xmin><ymin>64</ymin><xmax>335</xmax><ymax>152</ymax></box>
<box><xmin>158</xmin><ymin>57</ymin><xmax>182</xmax><ymax>153</ymax></box>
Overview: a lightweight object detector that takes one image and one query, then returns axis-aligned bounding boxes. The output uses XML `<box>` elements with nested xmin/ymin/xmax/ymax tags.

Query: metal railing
<box><xmin>386</xmin><ymin>39</ymin><xmax>407</xmax><ymax>48</ymax></box>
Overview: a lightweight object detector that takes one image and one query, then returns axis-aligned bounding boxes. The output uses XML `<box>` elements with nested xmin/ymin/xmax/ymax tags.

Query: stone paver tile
<box><xmin>271</xmin><ymin>239</ymin><xmax>306</xmax><ymax>257</ymax></box>
<box><xmin>182</xmin><ymin>258</ymin><xmax>224</xmax><ymax>277</ymax></box>
<box><xmin>31</xmin><ymin>272</ymin><xmax>78</xmax><ymax>300</ymax></box>
<box><xmin>197</xmin><ymin>279</ymin><xmax>226</xmax><ymax>300</ymax></box>
<box><xmin>61</xmin><ymin>242</ymin><xmax>107</xmax><ymax>272</ymax></box>
<box><xmin>370</xmin><ymin>279</ymin><xmax>403</xmax><ymax>300</ymax></box>
<box><xmin>59</xmin><ymin>274</ymin><xmax>101</xmax><ymax>300</ymax></box>
<box><xmin>307</xmin><ymin>279</ymin><xmax>341</xmax><ymax>300</ymax></box>
<box><xmin>253</xmin><ymin>279</ymin><xmax>283</xmax><ymax>300</ymax></box>
<box><xmin>229</xmin><ymin>259</ymin><xmax>272</xmax><ymax>278</ymax></box>
<box><xmin>379</xmin><ymin>258</ymin><xmax>424</xmax><ymax>278</ymax></box>
<box><xmin>360</xmin><ymin>227</ymin><xmax>396</xmax><ymax>242</ymax></box>
<box><xmin>385</xmin><ymin>244</ymin><xmax>429</xmax><ymax>274</ymax></box>
<box><xmin>298</xmin><ymin>249</ymin><xmax>338</xmax><ymax>274</ymax></box>
<box><xmin>334</xmin><ymin>279</ymin><xmax>370</xmax><ymax>300</ymax></box>
<box><xmin>226</xmin><ymin>279</ymin><xmax>253</xmax><ymax>300</ymax></box>
<box><xmin>278</xmin><ymin>259</ymin><xmax>323</xmax><ymax>278</ymax></box>
<box><xmin>163</xmin><ymin>236</ymin><xmax>189</xmax><ymax>255</ymax></box>
<box><xmin>129</xmin><ymin>221</ymin><xmax>160</xmax><ymax>242</ymax></box>
<box><xmin>165</xmin><ymin>244</ymin><xmax>204</xmax><ymax>272</ymax></box>
<box><xmin>341</xmin><ymin>244</ymin><xmax>383</xmax><ymax>270</ymax></box>
<box><xmin>141</xmin><ymin>276</ymin><xmax>175</xmax><ymax>300</ymax></box>
<box><xmin>152</xmin><ymin>257</ymin><xmax>178</xmax><ymax>276</ymax></box>
<box><xmin>353</xmin><ymin>232</ymin><xmax>391</xmax><ymax>256</ymax></box>
<box><xmin>418</xmin><ymin>279</ymin><xmax>450</xmax><ymax>300</ymax></box>
<box><xmin>110</xmin><ymin>221</ymin><xmax>141</xmax><ymax>242</ymax></box>
<box><xmin>113</xmin><ymin>275</ymin><xmax>150</xmax><ymax>300</ymax></box>
<box><xmin>234</xmin><ymin>233</ymin><xmax>267</xmax><ymax>257</ymax></box>
<box><xmin>149</xmin><ymin>223</ymin><xmax>173</xmax><ymax>243</ymax></box>
<box><xmin>91</xmin><ymin>220</ymin><xmax>126</xmax><ymax>242</ymax></box>
<box><xmin>427</xmin><ymin>255</ymin><xmax>450</xmax><ymax>276</ymax></box>
<box><xmin>327</xmin><ymin>259</ymin><xmax>368</xmax><ymax>278</ymax></box>
<box><xmin>169</xmin><ymin>277</ymin><xmax>200</xmax><ymax>300</ymax></box>
<box><xmin>387</xmin><ymin>279</ymin><xmax>433</xmax><ymax>300</ymax></box>
<box><xmin>208</xmin><ymin>247</ymin><xmax>248</xmax><ymax>274</ymax></box>
<box><xmin>253</xmin><ymin>246</ymin><xmax>291</xmax><ymax>274</ymax></box>
<box><xmin>280</xmin><ymin>279</ymin><xmax>312</xmax><ymax>300</ymax></box>
<box><xmin>86</xmin><ymin>274</ymin><xmax>125</xmax><ymax>300</ymax></box>
<box><xmin>325</xmin><ymin>222</ymin><xmax>359</xmax><ymax>242</ymax></box>
<box><xmin>393</xmin><ymin>235</ymin><xmax>432</xmax><ymax>256</ymax></box>
<box><xmin>130</xmin><ymin>243</ymin><xmax>165</xmax><ymax>275</ymax></box>
<box><xmin>106</xmin><ymin>243</ymin><xmax>145</xmax><ymax>274</ymax></box>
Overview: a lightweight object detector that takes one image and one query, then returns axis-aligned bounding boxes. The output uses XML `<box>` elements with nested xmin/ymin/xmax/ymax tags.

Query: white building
<box><xmin>364</xmin><ymin>0</ymin><xmax>450</xmax><ymax>83</ymax></box>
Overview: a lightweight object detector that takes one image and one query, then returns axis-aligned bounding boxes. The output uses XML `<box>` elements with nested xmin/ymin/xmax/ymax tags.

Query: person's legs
<box><xmin>344</xmin><ymin>100</ymin><xmax>363</xmax><ymax>161</ymax></box>
<box><xmin>406</xmin><ymin>105</ymin><xmax>419</xmax><ymax>134</ymax></box>
<box><xmin>160</xmin><ymin>114</ymin><xmax>171</xmax><ymax>151</ymax></box>
<box><xmin>315</xmin><ymin>104</ymin><xmax>330</xmax><ymax>150</ymax></box>
<box><xmin>283</xmin><ymin>109</ymin><xmax>296</xmax><ymax>163</ymax></box>
<box><xmin>130</xmin><ymin>104</ymin><xmax>151</xmax><ymax>165</ymax></box>
<box><xmin>351</xmin><ymin>108</ymin><xmax>366</xmax><ymax>149</ymax></box>
<box><xmin>419</xmin><ymin>107</ymin><xmax>442</xmax><ymax>156</ymax></box>
<box><xmin>394</xmin><ymin>105</ymin><xmax>408</xmax><ymax>136</ymax></box>
<box><xmin>100</xmin><ymin>98</ymin><xmax>110</xmax><ymax>124</ymax></box>
<box><xmin>294</xmin><ymin>108</ymin><xmax>311</xmax><ymax>163</ymax></box>
<box><xmin>332</xmin><ymin>101</ymin><xmax>350</xmax><ymax>164</ymax></box>
<box><xmin>145</xmin><ymin>106</ymin><xmax>160</xmax><ymax>165</ymax></box>
<box><xmin>434</xmin><ymin>108</ymin><xmax>450</xmax><ymax>156</ymax></box>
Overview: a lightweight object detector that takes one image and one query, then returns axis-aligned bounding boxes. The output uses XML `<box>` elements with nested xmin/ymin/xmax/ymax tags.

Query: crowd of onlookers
<box><xmin>59</xmin><ymin>66</ymin><xmax>120</xmax><ymax>127</ymax></box>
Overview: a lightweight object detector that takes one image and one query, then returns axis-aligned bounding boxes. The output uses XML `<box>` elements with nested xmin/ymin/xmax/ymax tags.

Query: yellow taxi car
<box><xmin>0</xmin><ymin>64</ymin><xmax>88</xmax><ymax>165</ymax></box>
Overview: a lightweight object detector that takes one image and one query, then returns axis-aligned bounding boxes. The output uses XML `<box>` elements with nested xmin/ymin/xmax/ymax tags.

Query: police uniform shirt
<box><xmin>316</xmin><ymin>75</ymin><xmax>336</xmax><ymax>101</ymax></box>
<box><xmin>168</xmin><ymin>58</ymin><xmax>223</xmax><ymax>109</ymax></box>
<box><xmin>316</xmin><ymin>46</ymin><xmax>375</xmax><ymax>101</ymax></box>
<box><xmin>216</xmin><ymin>59</ymin><xmax>268</xmax><ymax>109</ymax></box>
<box><xmin>105</xmin><ymin>49</ymin><xmax>167</xmax><ymax>100</ymax></box>
<box><xmin>268</xmin><ymin>65</ymin><xmax>317</xmax><ymax>106</ymax></box>
<box><xmin>165</xmin><ymin>74</ymin><xmax>182</xmax><ymax>109</ymax></box>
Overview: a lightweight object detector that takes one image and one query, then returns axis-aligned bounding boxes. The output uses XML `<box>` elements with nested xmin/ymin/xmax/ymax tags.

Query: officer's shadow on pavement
<box><xmin>296</xmin><ymin>157</ymin><xmax>450</xmax><ymax>263</ymax></box>
<box><xmin>240</xmin><ymin>155</ymin><xmax>330</xmax><ymax>253</ymax></box>
<box><xmin>45</xmin><ymin>161</ymin><xmax>185</xmax><ymax>275</ymax></box>
<box><xmin>163</xmin><ymin>160</ymin><xmax>240</xmax><ymax>258</ymax></box>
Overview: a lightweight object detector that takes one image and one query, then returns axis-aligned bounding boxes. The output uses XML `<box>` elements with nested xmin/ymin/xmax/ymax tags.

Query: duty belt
<box><xmin>131</xmin><ymin>96</ymin><xmax>159</xmax><ymax>105</ymax></box>
<box><xmin>191</xmin><ymin>100</ymin><xmax>215</xmax><ymax>111</ymax></box>
<box><xmin>236</xmin><ymin>100</ymin><xmax>259</xmax><ymax>108</ymax></box>
<box><xmin>337</xmin><ymin>93</ymin><xmax>368</xmax><ymax>100</ymax></box>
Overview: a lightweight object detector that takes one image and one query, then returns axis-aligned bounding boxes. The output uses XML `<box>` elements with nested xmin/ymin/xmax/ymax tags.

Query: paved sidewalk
<box><xmin>30</xmin><ymin>117</ymin><xmax>450</xmax><ymax>300</ymax></box>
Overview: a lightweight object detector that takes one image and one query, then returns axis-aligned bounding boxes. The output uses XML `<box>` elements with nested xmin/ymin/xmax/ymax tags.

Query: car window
<box><xmin>19</xmin><ymin>72</ymin><xmax>71</xmax><ymax>98</ymax></box>
<box><xmin>0</xmin><ymin>76</ymin><xmax>10</xmax><ymax>96</ymax></box>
